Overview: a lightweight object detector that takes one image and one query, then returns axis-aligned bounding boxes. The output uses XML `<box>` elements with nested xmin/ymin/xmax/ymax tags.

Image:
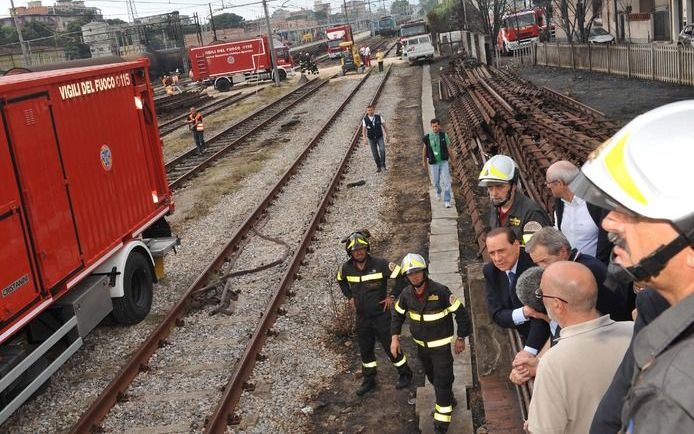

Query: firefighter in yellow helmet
<box><xmin>570</xmin><ymin>101</ymin><xmax>694</xmax><ymax>433</ymax></box>
<box><xmin>391</xmin><ymin>253</ymin><xmax>471</xmax><ymax>433</ymax></box>
<box><xmin>478</xmin><ymin>155</ymin><xmax>551</xmax><ymax>244</ymax></box>
<box><xmin>336</xmin><ymin>230</ymin><xmax>412</xmax><ymax>396</ymax></box>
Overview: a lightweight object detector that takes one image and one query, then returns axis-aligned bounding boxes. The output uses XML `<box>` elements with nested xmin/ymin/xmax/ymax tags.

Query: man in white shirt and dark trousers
<box><xmin>546</xmin><ymin>161</ymin><xmax>612</xmax><ymax>264</ymax></box>
<box><xmin>361</xmin><ymin>104</ymin><xmax>389</xmax><ymax>172</ymax></box>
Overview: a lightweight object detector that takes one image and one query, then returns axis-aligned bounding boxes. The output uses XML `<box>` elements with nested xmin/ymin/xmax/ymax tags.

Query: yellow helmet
<box><xmin>478</xmin><ymin>155</ymin><xmax>518</xmax><ymax>187</ymax></box>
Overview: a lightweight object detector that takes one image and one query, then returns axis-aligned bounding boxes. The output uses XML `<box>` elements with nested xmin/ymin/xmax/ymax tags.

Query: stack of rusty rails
<box><xmin>440</xmin><ymin>52</ymin><xmax>621</xmax><ymax>425</ymax></box>
<box><xmin>154</xmin><ymin>90</ymin><xmax>212</xmax><ymax>115</ymax></box>
<box><xmin>165</xmin><ymin>74</ymin><xmax>336</xmax><ymax>189</ymax></box>
<box><xmin>69</xmin><ymin>67</ymin><xmax>391</xmax><ymax>434</ymax></box>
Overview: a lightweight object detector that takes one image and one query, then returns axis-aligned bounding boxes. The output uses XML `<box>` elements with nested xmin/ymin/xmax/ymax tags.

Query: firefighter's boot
<box><xmin>356</xmin><ymin>375</ymin><xmax>376</xmax><ymax>396</ymax></box>
<box><xmin>396</xmin><ymin>365</ymin><xmax>413</xmax><ymax>389</ymax></box>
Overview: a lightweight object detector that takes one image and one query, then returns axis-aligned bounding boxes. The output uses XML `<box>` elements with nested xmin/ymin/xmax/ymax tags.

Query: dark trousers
<box><xmin>418</xmin><ymin>344</ymin><xmax>454</xmax><ymax>431</ymax></box>
<box><xmin>357</xmin><ymin>312</ymin><xmax>406</xmax><ymax>376</ymax></box>
<box><xmin>367</xmin><ymin>137</ymin><xmax>386</xmax><ymax>169</ymax></box>
<box><xmin>378</xmin><ymin>61</ymin><xmax>384</xmax><ymax>72</ymax></box>
<box><xmin>193</xmin><ymin>130</ymin><xmax>205</xmax><ymax>153</ymax></box>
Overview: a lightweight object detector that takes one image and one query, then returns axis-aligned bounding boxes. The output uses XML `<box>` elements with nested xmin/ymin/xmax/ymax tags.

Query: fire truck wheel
<box><xmin>111</xmin><ymin>251</ymin><xmax>153</xmax><ymax>325</ymax></box>
<box><xmin>215</xmin><ymin>78</ymin><xmax>232</xmax><ymax>92</ymax></box>
<box><xmin>277</xmin><ymin>69</ymin><xmax>287</xmax><ymax>81</ymax></box>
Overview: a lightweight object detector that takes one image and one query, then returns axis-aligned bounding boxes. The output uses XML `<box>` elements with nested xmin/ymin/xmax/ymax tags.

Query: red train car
<box><xmin>0</xmin><ymin>60</ymin><xmax>177</xmax><ymax>422</ymax></box>
<box><xmin>188</xmin><ymin>35</ymin><xmax>294</xmax><ymax>91</ymax></box>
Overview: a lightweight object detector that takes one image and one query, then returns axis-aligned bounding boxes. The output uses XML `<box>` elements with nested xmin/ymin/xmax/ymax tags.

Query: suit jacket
<box><xmin>483</xmin><ymin>249</ymin><xmax>550</xmax><ymax>352</ymax></box>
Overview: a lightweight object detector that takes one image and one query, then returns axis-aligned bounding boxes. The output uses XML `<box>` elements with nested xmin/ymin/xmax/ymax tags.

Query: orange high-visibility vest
<box><xmin>188</xmin><ymin>112</ymin><xmax>204</xmax><ymax>131</ymax></box>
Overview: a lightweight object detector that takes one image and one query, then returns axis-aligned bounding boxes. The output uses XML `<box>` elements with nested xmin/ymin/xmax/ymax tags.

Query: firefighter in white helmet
<box><xmin>570</xmin><ymin>101</ymin><xmax>694</xmax><ymax>433</ymax></box>
<box><xmin>478</xmin><ymin>155</ymin><xmax>551</xmax><ymax>245</ymax></box>
<box><xmin>391</xmin><ymin>253</ymin><xmax>471</xmax><ymax>433</ymax></box>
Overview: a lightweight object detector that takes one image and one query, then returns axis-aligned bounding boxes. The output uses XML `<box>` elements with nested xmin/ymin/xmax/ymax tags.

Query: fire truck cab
<box><xmin>497</xmin><ymin>9</ymin><xmax>541</xmax><ymax>53</ymax></box>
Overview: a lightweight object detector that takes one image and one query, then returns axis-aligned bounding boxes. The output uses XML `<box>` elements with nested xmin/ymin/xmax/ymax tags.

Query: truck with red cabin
<box><xmin>325</xmin><ymin>24</ymin><xmax>353</xmax><ymax>59</ymax></box>
<box><xmin>0</xmin><ymin>59</ymin><xmax>177</xmax><ymax>422</ymax></box>
<box><xmin>497</xmin><ymin>9</ymin><xmax>542</xmax><ymax>53</ymax></box>
<box><xmin>189</xmin><ymin>35</ymin><xmax>294</xmax><ymax>92</ymax></box>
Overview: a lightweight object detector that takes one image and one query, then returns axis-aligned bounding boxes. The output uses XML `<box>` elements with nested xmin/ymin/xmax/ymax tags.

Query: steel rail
<box><xmin>203</xmin><ymin>65</ymin><xmax>393</xmax><ymax>434</ymax></box>
<box><xmin>166</xmin><ymin>76</ymin><xmax>332</xmax><ymax>190</ymax></box>
<box><xmin>69</xmin><ymin>68</ymin><xmax>376</xmax><ymax>434</ymax></box>
<box><xmin>158</xmin><ymin>89</ymin><xmax>262</xmax><ymax>137</ymax></box>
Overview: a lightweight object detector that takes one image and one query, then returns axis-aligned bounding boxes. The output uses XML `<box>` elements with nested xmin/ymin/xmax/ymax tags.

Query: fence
<box><xmin>527</xmin><ymin>42</ymin><xmax>694</xmax><ymax>86</ymax></box>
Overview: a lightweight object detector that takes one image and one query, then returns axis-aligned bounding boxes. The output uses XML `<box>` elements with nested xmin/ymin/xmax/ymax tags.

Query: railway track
<box><xmin>440</xmin><ymin>53</ymin><xmax>618</xmax><ymax>425</ymax></box>
<box><xmin>69</xmin><ymin>67</ymin><xmax>391</xmax><ymax>434</ymax></box>
<box><xmin>157</xmin><ymin>89</ymin><xmax>264</xmax><ymax>137</ymax></box>
<box><xmin>165</xmin><ymin>75</ymin><xmax>332</xmax><ymax>189</ymax></box>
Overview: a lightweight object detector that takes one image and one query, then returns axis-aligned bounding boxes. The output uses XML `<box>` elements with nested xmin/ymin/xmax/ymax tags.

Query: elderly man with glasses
<box><xmin>525</xmin><ymin>261</ymin><xmax>632</xmax><ymax>434</ymax></box>
<box><xmin>545</xmin><ymin>161</ymin><xmax>612</xmax><ymax>264</ymax></box>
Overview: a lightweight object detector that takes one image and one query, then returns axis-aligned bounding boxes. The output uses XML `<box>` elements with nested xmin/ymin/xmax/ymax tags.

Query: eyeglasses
<box><xmin>535</xmin><ymin>287</ymin><xmax>569</xmax><ymax>304</ymax></box>
<box><xmin>545</xmin><ymin>180</ymin><xmax>561</xmax><ymax>187</ymax></box>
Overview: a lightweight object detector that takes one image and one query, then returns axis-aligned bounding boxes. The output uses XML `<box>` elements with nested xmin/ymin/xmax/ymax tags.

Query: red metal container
<box><xmin>0</xmin><ymin>60</ymin><xmax>172</xmax><ymax>343</ymax></box>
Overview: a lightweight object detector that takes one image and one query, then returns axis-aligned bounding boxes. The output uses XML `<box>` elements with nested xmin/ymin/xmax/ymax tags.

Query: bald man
<box><xmin>545</xmin><ymin>161</ymin><xmax>611</xmax><ymax>264</ymax></box>
<box><xmin>526</xmin><ymin>261</ymin><xmax>632</xmax><ymax>434</ymax></box>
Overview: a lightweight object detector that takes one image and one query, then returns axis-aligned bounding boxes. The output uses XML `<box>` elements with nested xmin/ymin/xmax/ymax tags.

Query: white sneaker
<box><xmin>435</xmin><ymin>192</ymin><xmax>441</xmax><ymax>200</ymax></box>
<box><xmin>444</xmin><ymin>201</ymin><xmax>451</xmax><ymax>208</ymax></box>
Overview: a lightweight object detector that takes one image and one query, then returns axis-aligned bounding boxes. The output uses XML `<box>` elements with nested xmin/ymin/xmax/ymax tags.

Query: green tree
<box><xmin>60</xmin><ymin>13</ymin><xmax>96</xmax><ymax>59</ymax></box>
<box><xmin>0</xmin><ymin>25</ymin><xmax>19</xmax><ymax>45</ymax></box>
<box><xmin>213</xmin><ymin>13</ymin><xmax>245</xmax><ymax>29</ymax></box>
<box><xmin>22</xmin><ymin>21</ymin><xmax>54</xmax><ymax>42</ymax></box>
<box><xmin>391</xmin><ymin>0</ymin><xmax>412</xmax><ymax>15</ymax></box>
<box><xmin>106</xmin><ymin>18</ymin><xmax>127</xmax><ymax>26</ymax></box>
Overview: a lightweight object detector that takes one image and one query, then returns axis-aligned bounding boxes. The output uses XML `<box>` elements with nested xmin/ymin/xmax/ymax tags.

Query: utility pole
<box><xmin>9</xmin><ymin>0</ymin><xmax>31</xmax><ymax>66</ymax></box>
<box><xmin>262</xmin><ymin>0</ymin><xmax>281</xmax><ymax>86</ymax></box>
<box><xmin>209</xmin><ymin>3</ymin><xmax>218</xmax><ymax>41</ymax></box>
<box><xmin>460</xmin><ymin>0</ymin><xmax>468</xmax><ymax>30</ymax></box>
<box><xmin>343</xmin><ymin>0</ymin><xmax>350</xmax><ymax>25</ymax></box>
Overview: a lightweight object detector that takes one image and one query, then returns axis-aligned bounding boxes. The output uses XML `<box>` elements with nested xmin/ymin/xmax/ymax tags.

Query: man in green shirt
<box><xmin>422</xmin><ymin>119</ymin><xmax>453</xmax><ymax>208</ymax></box>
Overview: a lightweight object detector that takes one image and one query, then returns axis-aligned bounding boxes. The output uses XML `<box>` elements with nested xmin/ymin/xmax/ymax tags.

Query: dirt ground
<box><xmin>307</xmin><ymin>66</ymin><xmax>431</xmax><ymax>434</ymax></box>
<box><xmin>510</xmin><ymin>63</ymin><xmax>694</xmax><ymax>123</ymax></box>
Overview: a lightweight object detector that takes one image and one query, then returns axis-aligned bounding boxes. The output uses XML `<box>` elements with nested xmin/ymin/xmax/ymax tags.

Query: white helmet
<box><xmin>478</xmin><ymin>155</ymin><xmax>518</xmax><ymax>187</ymax></box>
<box><xmin>571</xmin><ymin>100</ymin><xmax>694</xmax><ymax>280</ymax></box>
<box><xmin>400</xmin><ymin>253</ymin><xmax>427</xmax><ymax>275</ymax></box>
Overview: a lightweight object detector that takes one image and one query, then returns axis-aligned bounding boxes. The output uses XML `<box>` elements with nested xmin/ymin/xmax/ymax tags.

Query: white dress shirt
<box><xmin>554</xmin><ymin>195</ymin><xmax>599</xmax><ymax>258</ymax></box>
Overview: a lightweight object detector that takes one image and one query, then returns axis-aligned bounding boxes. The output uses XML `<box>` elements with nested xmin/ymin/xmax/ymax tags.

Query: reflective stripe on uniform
<box><xmin>362</xmin><ymin>361</ymin><xmax>377</xmax><ymax>368</ymax></box>
<box><xmin>409</xmin><ymin>310</ymin><xmax>448</xmax><ymax>322</ymax></box>
<box><xmin>412</xmin><ymin>335</ymin><xmax>455</xmax><ymax>348</ymax></box>
<box><xmin>448</xmin><ymin>298</ymin><xmax>462</xmax><ymax>312</ymax></box>
<box><xmin>435</xmin><ymin>404</ymin><xmax>453</xmax><ymax>413</ymax></box>
<box><xmin>361</xmin><ymin>272</ymin><xmax>383</xmax><ymax>281</ymax></box>
<box><xmin>604</xmin><ymin>133</ymin><xmax>648</xmax><ymax>206</ymax></box>
<box><xmin>522</xmin><ymin>233</ymin><xmax>533</xmax><ymax>245</ymax></box>
<box><xmin>347</xmin><ymin>276</ymin><xmax>360</xmax><ymax>283</ymax></box>
<box><xmin>390</xmin><ymin>265</ymin><xmax>401</xmax><ymax>278</ymax></box>
<box><xmin>336</xmin><ymin>269</ymin><xmax>342</xmax><ymax>280</ymax></box>
<box><xmin>434</xmin><ymin>412</ymin><xmax>452</xmax><ymax>423</ymax></box>
<box><xmin>196</xmin><ymin>123</ymin><xmax>204</xmax><ymax>131</ymax></box>
<box><xmin>394</xmin><ymin>301</ymin><xmax>406</xmax><ymax>314</ymax></box>
<box><xmin>393</xmin><ymin>355</ymin><xmax>407</xmax><ymax>367</ymax></box>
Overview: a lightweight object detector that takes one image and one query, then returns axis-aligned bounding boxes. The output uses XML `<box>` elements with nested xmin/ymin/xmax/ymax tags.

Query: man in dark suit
<box><xmin>525</xmin><ymin>226</ymin><xmax>631</xmax><ymax>321</ymax></box>
<box><xmin>483</xmin><ymin>227</ymin><xmax>550</xmax><ymax>357</ymax></box>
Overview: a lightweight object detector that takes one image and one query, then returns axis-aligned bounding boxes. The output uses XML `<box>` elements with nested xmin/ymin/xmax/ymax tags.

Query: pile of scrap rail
<box><xmin>440</xmin><ymin>54</ymin><xmax>620</xmax><ymax>258</ymax></box>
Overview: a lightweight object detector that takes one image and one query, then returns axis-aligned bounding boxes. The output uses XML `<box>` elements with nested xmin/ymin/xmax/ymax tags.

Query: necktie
<box><xmin>508</xmin><ymin>271</ymin><xmax>516</xmax><ymax>287</ymax></box>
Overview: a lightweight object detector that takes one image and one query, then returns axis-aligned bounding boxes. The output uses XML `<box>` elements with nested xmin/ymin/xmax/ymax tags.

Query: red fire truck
<box><xmin>189</xmin><ymin>35</ymin><xmax>294</xmax><ymax>91</ymax></box>
<box><xmin>497</xmin><ymin>9</ymin><xmax>542</xmax><ymax>53</ymax></box>
<box><xmin>326</xmin><ymin>24</ymin><xmax>353</xmax><ymax>59</ymax></box>
<box><xmin>0</xmin><ymin>59</ymin><xmax>177</xmax><ymax>422</ymax></box>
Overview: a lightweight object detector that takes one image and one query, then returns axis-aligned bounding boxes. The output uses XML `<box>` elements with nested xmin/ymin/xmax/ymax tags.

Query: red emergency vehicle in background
<box><xmin>0</xmin><ymin>59</ymin><xmax>177</xmax><ymax>422</ymax></box>
<box><xmin>497</xmin><ymin>9</ymin><xmax>543</xmax><ymax>53</ymax></box>
<box><xmin>189</xmin><ymin>35</ymin><xmax>294</xmax><ymax>92</ymax></box>
<box><xmin>326</xmin><ymin>24</ymin><xmax>353</xmax><ymax>59</ymax></box>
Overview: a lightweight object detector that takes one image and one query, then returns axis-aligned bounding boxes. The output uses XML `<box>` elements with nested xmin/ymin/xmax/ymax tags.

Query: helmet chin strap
<box><xmin>604</xmin><ymin>235</ymin><xmax>691</xmax><ymax>291</ymax></box>
<box><xmin>493</xmin><ymin>184</ymin><xmax>514</xmax><ymax>209</ymax></box>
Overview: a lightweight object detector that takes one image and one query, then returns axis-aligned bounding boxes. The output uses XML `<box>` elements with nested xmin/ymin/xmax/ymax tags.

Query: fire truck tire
<box><xmin>215</xmin><ymin>78</ymin><xmax>232</xmax><ymax>92</ymax></box>
<box><xmin>111</xmin><ymin>251</ymin><xmax>153</xmax><ymax>325</ymax></box>
<box><xmin>278</xmin><ymin>69</ymin><xmax>287</xmax><ymax>81</ymax></box>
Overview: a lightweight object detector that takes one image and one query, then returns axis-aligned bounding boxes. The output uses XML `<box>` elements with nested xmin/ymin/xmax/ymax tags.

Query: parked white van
<box><xmin>402</xmin><ymin>34</ymin><xmax>435</xmax><ymax>64</ymax></box>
